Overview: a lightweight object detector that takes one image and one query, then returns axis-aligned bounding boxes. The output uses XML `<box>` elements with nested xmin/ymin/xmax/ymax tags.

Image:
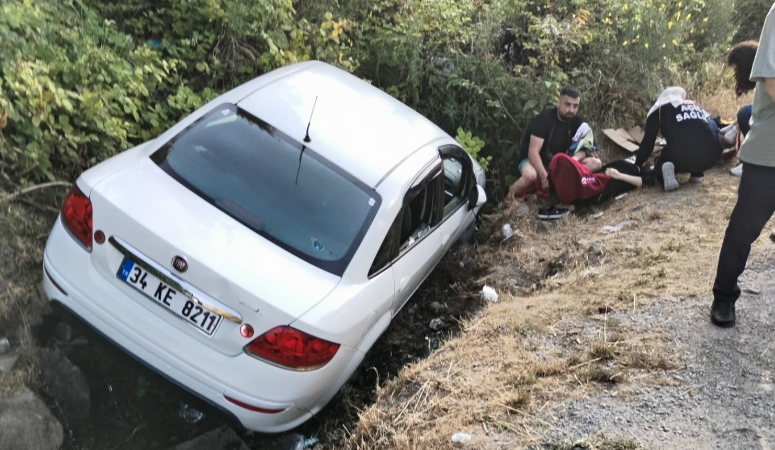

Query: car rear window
<box><xmin>151</xmin><ymin>103</ymin><xmax>380</xmax><ymax>276</ymax></box>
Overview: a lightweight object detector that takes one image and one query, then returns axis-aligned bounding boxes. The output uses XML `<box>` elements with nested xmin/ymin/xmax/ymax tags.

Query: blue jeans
<box><xmin>738</xmin><ymin>105</ymin><xmax>752</xmax><ymax>137</ymax></box>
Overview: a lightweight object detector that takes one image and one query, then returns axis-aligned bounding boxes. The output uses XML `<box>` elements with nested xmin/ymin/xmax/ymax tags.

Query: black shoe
<box><xmin>710</xmin><ymin>299</ymin><xmax>736</xmax><ymax>327</ymax></box>
<box><xmin>537</xmin><ymin>206</ymin><xmax>570</xmax><ymax>220</ymax></box>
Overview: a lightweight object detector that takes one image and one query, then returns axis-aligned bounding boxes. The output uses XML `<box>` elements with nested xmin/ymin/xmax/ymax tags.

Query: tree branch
<box><xmin>1</xmin><ymin>181</ymin><xmax>72</xmax><ymax>205</ymax></box>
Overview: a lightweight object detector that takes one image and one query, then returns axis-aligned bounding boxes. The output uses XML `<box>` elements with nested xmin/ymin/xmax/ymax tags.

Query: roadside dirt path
<box><xmin>540</xmin><ymin>251</ymin><xmax>775</xmax><ymax>449</ymax></box>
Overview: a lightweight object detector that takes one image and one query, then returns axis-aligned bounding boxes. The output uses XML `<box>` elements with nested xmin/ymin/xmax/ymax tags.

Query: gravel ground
<box><xmin>539</xmin><ymin>250</ymin><xmax>775</xmax><ymax>449</ymax></box>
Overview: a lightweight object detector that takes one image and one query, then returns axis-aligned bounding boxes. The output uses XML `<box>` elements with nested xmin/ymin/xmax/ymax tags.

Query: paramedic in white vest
<box><xmin>634</xmin><ymin>87</ymin><xmax>723</xmax><ymax>191</ymax></box>
<box><xmin>711</xmin><ymin>2</ymin><xmax>775</xmax><ymax>327</ymax></box>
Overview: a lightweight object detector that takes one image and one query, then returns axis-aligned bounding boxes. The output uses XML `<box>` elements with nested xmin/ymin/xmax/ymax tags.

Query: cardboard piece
<box><xmin>603</xmin><ymin>127</ymin><xmax>665</xmax><ymax>154</ymax></box>
<box><xmin>603</xmin><ymin>128</ymin><xmax>639</xmax><ymax>152</ymax></box>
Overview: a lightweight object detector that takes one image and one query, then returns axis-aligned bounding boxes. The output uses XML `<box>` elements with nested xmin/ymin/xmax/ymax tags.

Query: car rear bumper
<box><xmin>43</xmin><ymin>218</ymin><xmax>361</xmax><ymax>433</ymax></box>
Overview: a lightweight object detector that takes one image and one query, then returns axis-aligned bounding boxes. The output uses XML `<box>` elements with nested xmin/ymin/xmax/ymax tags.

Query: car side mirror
<box><xmin>468</xmin><ymin>185</ymin><xmax>486</xmax><ymax>210</ymax></box>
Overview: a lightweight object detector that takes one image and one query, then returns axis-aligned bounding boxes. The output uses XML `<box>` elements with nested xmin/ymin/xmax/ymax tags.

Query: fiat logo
<box><xmin>171</xmin><ymin>256</ymin><xmax>188</xmax><ymax>273</ymax></box>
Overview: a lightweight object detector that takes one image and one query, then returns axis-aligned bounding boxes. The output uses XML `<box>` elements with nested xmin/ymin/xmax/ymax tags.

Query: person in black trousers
<box><xmin>634</xmin><ymin>87</ymin><xmax>723</xmax><ymax>191</ymax></box>
<box><xmin>711</xmin><ymin>2</ymin><xmax>775</xmax><ymax>327</ymax></box>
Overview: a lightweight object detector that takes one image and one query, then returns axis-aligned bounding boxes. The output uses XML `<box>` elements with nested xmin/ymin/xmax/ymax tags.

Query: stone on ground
<box><xmin>40</xmin><ymin>347</ymin><xmax>91</xmax><ymax>426</ymax></box>
<box><xmin>0</xmin><ymin>387</ymin><xmax>63</xmax><ymax>450</ymax></box>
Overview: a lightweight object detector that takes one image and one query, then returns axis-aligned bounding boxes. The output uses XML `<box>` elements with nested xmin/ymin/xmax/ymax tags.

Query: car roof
<box><xmin>236</xmin><ymin>61</ymin><xmax>449</xmax><ymax>188</ymax></box>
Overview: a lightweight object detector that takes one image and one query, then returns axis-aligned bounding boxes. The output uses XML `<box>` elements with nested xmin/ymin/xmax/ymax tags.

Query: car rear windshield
<box><xmin>151</xmin><ymin>103</ymin><xmax>380</xmax><ymax>276</ymax></box>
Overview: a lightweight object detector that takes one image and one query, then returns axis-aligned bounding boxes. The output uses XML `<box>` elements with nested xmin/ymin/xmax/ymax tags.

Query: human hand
<box><xmin>506</xmin><ymin>182</ymin><xmax>519</xmax><ymax>203</ymax></box>
<box><xmin>540</xmin><ymin>173</ymin><xmax>549</xmax><ymax>191</ymax></box>
<box><xmin>605</xmin><ymin>168</ymin><xmax>621</xmax><ymax>179</ymax></box>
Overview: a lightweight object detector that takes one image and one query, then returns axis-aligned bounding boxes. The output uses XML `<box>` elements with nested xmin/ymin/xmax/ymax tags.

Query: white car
<box><xmin>42</xmin><ymin>61</ymin><xmax>485</xmax><ymax>432</ymax></box>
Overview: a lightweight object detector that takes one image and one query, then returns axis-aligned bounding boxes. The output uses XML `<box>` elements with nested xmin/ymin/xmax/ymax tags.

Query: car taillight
<box><xmin>244</xmin><ymin>326</ymin><xmax>339</xmax><ymax>371</ymax></box>
<box><xmin>61</xmin><ymin>185</ymin><xmax>92</xmax><ymax>251</ymax></box>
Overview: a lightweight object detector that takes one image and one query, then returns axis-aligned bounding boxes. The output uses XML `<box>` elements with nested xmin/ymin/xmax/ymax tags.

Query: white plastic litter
<box><xmin>601</xmin><ymin>220</ymin><xmax>635</xmax><ymax>234</ymax></box>
<box><xmin>451</xmin><ymin>433</ymin><xmax>472</xmax><ymax>444</ymax></box>
<box><xmin>482</xmin><ymin>286</ymin><xmax>498</xmax><ymax>303</ymax></box>
<box><xmin>502</xmin><ymin>224</ymin><xmax>514</xmax><ymax>240</ymax></box>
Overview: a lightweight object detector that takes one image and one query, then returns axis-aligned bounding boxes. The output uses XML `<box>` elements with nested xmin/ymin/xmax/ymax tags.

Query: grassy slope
<box><xmin>345</xmin><ymin>87</ymin><xmax>765</xmax><ymax>449</ymax></box>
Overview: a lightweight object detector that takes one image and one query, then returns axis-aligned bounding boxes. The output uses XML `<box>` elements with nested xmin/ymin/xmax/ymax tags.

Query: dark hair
<box><xmin>559</xmin><ymin>86</ymin><xmax>581</xmax><ymax>99</ymax></box>
<box><xmin>727</xmin><ymin>40</ymin><xmax>758</xmax><ymax>96</ymax></box>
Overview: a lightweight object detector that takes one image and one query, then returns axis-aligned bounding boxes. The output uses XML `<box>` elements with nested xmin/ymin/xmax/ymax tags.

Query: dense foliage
<box><xmin>0</xmin><ymin>0</ymin><xmax>762</xmax><ymax>192</ymax></box>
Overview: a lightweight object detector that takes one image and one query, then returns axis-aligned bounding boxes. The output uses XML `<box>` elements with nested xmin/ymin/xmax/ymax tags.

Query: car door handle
<box><xmin>442</xmin><ymin>234</ymin><xmax>450</xmax><ymax>245</ymax></box>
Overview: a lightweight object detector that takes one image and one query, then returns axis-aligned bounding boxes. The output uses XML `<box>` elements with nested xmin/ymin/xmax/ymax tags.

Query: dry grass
<box><xmin>0</xmin><ymin>197</ymin><xmax>60</xmax><ymax>398</ymax></box>
<box><xmin>345</xmin><ymin>80</ymin><xmax>775</xmax><ymax>449</ymax></box>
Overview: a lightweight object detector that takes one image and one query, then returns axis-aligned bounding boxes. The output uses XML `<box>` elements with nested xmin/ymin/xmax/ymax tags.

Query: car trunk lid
<box><xmin>88</xmin><ymin>158</ymin><xmax>341</xmax><ymax>356</ymax></box>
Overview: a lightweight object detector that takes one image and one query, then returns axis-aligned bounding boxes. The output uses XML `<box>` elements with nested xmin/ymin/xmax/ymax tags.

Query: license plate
<box><xmin>117</xmin><ymin>258</ymin><xmax>223</xmax><ymax>336</ymax></box>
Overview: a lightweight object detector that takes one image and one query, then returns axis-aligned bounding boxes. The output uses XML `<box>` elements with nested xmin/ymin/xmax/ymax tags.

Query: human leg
<box><xmin>728</xmin><ymin>106</ymin><xmax>752</xmax><ymax>177</ymax></box>
<box><xmin>507</xmin><ymin>159</ymin><xmax>538</xmax><ymax>202</ymax></box>
<box><xmin>738</xmin><ymin>105</ymin><xmax>752</xmax><ymax>137</ymax></box>
<box><xmin>661</xmin><ymin>161</ymin><xmax>679</xmax><ymax>191</ymax></box>
<box><xmin>711</xmin><ymin>163</ymin><xmax>775</xmax><ymax>326</ymax></box>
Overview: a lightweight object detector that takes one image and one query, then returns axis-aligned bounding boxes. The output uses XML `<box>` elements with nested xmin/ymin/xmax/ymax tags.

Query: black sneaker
<box><xmin>537</xmin><ymin>206</ymin><xmax>570</xmax><ymax>220</ymax></box>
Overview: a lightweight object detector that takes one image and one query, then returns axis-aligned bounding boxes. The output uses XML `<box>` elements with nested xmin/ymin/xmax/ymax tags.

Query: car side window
<box><xmin>399</xmin><ymin>173</ymin><xmax>442</xmax><ymax>253</ymax></box>
<box><xmin>442</xmin><ymin>156</ymin><xmax>466</xmax><ymax>217</ymax></box>
<box><xmin>439</xmin><ymin>146</ymin><xmax>473</xmax><ymax>218</ymax></box>
<box><xmin>368</xmin><ymin>170</ymin><xmax>443</xmax><ymax>277</ymax></box>
<box><xmin>369</xmin><ymin>218</ymin><xmax>401</xmax><ymax>276</ymax></box>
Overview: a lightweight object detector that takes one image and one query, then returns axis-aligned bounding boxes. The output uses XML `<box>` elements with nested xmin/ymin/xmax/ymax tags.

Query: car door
<box><xmin>382</xmin><ymin>162</ymin><xmax>444</xmax><ymax>315</ymax></box>
<box><xmin>436</xmin><ymin>145</ymin><xmax>477</xmax><ymax>255</ymax></box>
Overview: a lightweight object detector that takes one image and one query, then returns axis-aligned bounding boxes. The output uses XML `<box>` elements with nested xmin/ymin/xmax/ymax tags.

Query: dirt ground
<box><xmin>346</xmin><ymin>157</ymin><xmax>775</xmax><ymax>450</ymax></box>
<box><xmin>539</xmin><ymin>252</ymin><xmax>775</xmax><ymax>450</ymax></box>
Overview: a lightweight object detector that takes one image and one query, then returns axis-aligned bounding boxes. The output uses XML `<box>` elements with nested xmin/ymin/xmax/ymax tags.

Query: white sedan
<box><xmin>42</xmin><ymin>61</ymin><xmax>485</xmax><ymax>432</ymax></box>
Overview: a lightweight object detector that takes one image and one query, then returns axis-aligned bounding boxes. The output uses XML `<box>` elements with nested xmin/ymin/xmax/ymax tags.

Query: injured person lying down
<box><xmin>537</xmin><ymin>153</ymin><xmax>655</xmax><ymax>219</ymax></box>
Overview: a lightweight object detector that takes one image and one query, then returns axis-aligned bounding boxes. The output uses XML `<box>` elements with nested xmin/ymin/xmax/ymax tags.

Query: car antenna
<box><xmin>304</xmin><ymin>95</ymin><xmax>318</xmax><ymax>143</ymax></box>
<box><xmin>296</xmin><ymin>95</ymin><xmax>318</xmax><ymax>185</ymax></box>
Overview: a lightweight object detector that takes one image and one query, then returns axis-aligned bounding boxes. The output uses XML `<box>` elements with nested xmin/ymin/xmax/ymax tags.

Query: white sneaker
<box><xmin>662</xmin><ymin>162</ymin><xmax>679</xmax><ymax>191</ymax></box>
<box><xmin>730</xmin><ymin>163</ymin><xmax>743</xmax><ymax>177</ymax></box>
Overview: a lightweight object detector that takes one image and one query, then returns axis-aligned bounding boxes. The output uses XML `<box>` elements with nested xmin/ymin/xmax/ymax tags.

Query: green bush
<box><xmin>0</xmin><ymin>0</ymin><xmax>186</xmax><ymax>182</ymax></box>
<box><xmin>84</xmin><ymin>0</ymin><xmax>357</xmax><ymax>91</ymax></box>
<box><xmin>0</xmin><ymin>0</ymin><xmax>746</xmax><ymax>192</ymax></box>
<box><xmin>0</xmin><ymin>0</ymin><xmax>353</xmax><ymax>185</ymax></box>
<box><xmin>733</xmin><ymin>0</ymin><xmax>772</xmax><ymax>42</ymax></box>
<box><xmin>339</xmin><ymin>0</ymin><xmax>735</xmax><ymax>191</ymax></box>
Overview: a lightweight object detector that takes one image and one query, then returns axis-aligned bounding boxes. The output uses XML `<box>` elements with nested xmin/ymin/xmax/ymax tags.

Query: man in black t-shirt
<box><xmin>507</xmin><ymin>87</ymin><xmax>602</xmax><ymax>203</ymax></box>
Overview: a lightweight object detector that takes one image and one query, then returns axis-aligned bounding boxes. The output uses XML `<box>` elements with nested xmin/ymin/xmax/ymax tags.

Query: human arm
<box><xmin>605</xmin><ymin>168</ymin><xmax>642</xmax><ymax>187</ymax></box>
<box><xmin>634</xmin><ymin>110</ymin><xmax>660</xmax><ymax>167</ymax></box>
<box><xmin>527</xmin><ymin>135</ymin><xmax>549</xmax><ymax>190</ymax></box>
